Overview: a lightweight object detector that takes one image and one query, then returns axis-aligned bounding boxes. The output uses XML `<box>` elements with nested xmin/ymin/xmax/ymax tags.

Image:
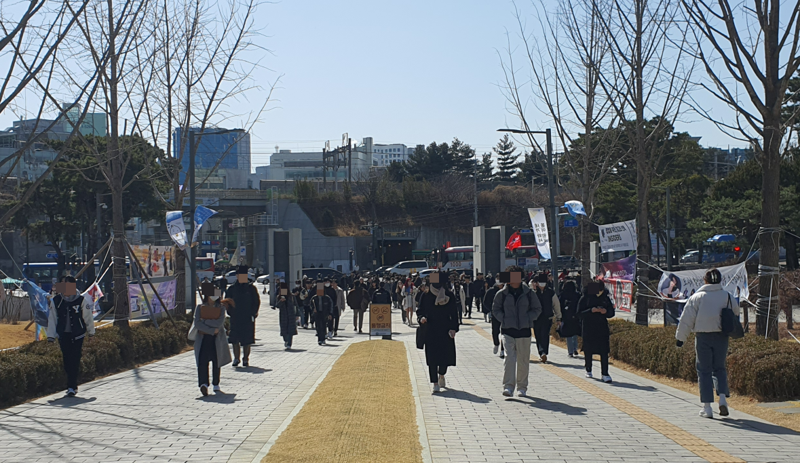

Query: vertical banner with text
<box><xmin>527</xmin><ymin>207</ymin><xmax>551</xmax><ymax>260</ymax></box>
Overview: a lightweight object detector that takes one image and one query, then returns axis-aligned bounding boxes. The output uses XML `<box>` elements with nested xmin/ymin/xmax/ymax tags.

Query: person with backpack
<box><xmin>484</xmin><ymin>281</ymin><xmax>505</xmax><ymax>358</ymax></box>
<box><xmin>532</xmin><ymin>273</ymin><xmax>561</xmax><ymax>363</ymax></box>
<box><xmin>578</xmin><ymin>281</ymin><xmax>615</xmax><ymax>383</ymax></box>
<box><xmin>492</xmin><ymin>266</ymin><xmax>542</xmax><ymax>397</ymax></box>
<box><xmin>46</xmin><ymin>275</ymin><xmax>96</xmax><ymax>397</ymax></box>
<box><xmin>558</xmin><ymin>280</ymin><xmax>582</xmax><ymax>358</ymax></box>
<box><xmin>676</xmin><ymin>268</ymin><xmax>739</xmax><ymax>418</ymax></box>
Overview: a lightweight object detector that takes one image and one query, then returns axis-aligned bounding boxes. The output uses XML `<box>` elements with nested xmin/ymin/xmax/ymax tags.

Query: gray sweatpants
<box><xmin>502</xmin><ymin>335</ymin><xmax>532</xmax><ymax>392</ymax></box>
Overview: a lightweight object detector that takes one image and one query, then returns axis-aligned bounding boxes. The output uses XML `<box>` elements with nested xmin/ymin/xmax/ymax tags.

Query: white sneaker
<box><xmin>602</xmin><ymin>375</ymin><xmax>613</xmax><ymax>383</ymax></box>
<box><xmin>213</xmin><ymin>385</ymin><xmax>221</xmax><ymax>393</ymax></box>
<box><xmin>699</xmin><ymin>406</ymin><xmax>714</xmax><ymax>418</ymax></box>
<box><xmin>66</xmin><ymin>388</ymin><xmax>76</xmax><ymax>397</ymax></box>
<box><xmin>517</xmin><ymin>389</ymin><xmax>527</xmax><ymax>397</ymax></box>
<box><xmin>585</xmin><ymin>372</ymin><xmax>593</xmax><ymax>379</ymax></box>
<box><xmin>438</xmin><ymin>375</ymin><xmax>446</xmax><ymax>388</ymax></box>
<box><xmin>502</xmin><ymin>388</ymin><xmax>513</xmax><ymax>397</ymax></box>
<box><xmin>432</xmin><ymin>384</ymin><xmax>441</xmax><ymax>393</ymax></box>
<box><xmin>493</xmin><ymin>345</ymin><xmax>499</xmax><ymax>355</ymax></box>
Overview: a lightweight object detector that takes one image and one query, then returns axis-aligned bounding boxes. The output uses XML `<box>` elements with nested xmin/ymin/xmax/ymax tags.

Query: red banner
<box><xmin>604</xmin><ymin>278</ymin><xmax>633</xmax><ymax>312</ymax></box>
<box><xmin>506</xmin><ymin>231</ymin><xmax>522</xmax><ymax>251</ymax></box>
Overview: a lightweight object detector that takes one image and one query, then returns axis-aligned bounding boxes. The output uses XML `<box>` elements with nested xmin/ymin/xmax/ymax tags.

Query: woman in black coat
<box><xmin>578</xmin><ymin>281</ymin><xmax>615</xmax><ymax>383</ymax></box>
<box><xmin>276</xmin><ymin>287</ymin><xmax>301</xmax><ymax>350</ymax></box>
<box><xmin>558</xmin><ymin>280</ymin><xmax>582</xmax><ymax>358</ymax></box>
<box><xmin>416</xmin><ymin>273</ymin><xmax>459</xmax><ymax>393</ymax></box>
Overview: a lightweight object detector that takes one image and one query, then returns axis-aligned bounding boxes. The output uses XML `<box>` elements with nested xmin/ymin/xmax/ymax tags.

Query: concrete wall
<box><xmin>277</xmin><ymin>200</ymin><xmax>357</xmax><ymax>270</ymax></box>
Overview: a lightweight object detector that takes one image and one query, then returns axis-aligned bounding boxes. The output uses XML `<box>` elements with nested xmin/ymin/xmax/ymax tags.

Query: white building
<box><xmin>372</xmin><ymin>143</ymin><xmax>415</xmax><ymax>166</ymax></box>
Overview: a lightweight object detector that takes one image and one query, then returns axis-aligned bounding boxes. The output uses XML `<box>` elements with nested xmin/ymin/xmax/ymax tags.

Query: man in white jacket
<box><xmin>675</xmin><ymin>269</ymin><xmax>740</xmax><ymax>418</ymax></box>
<box><xmin>46</xmin><ymin>275</ymin><xmax>96</xmax><ymax>397</ymax></box>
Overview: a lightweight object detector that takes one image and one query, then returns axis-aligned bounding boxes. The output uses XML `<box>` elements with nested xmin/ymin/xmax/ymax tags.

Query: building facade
<box><xmin>174</xmin><ymin>127</ymin><xmax>251</xmax><ymax>189</ymax></box>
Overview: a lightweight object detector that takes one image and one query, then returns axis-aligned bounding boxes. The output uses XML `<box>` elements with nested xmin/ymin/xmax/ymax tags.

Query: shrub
<box><xmin>598</xmin><ymin>319</ymin><xmax>800</xmax><ymax>401</ymax></box>
<box><xmin>0</xmin><ymin>319</ymin><xmax>189</xmax><ymax>408</ymax></box>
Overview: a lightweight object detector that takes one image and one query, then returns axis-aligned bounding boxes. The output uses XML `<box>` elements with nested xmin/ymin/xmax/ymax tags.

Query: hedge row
<box><xmin>0</xmin><ymin>319</ymin><xmax>190</xmax><ymax>407</ymax></box>
<box><xmin>598</xmin><ymin>320</ymin><xmax>800</xmax><ymax>401</ymax></box>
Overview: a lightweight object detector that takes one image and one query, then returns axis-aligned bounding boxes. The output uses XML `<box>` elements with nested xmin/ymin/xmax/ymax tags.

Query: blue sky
<box><xmin>248</xmin><ymin>0</ymin><xmax>745</xmax><ymax>168</ymax></box>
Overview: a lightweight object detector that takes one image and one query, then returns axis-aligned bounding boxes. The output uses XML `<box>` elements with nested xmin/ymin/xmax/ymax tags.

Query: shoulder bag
<box><xmin>720</xmin><ymin>295</ymin><xmax>744</xmax><ymax>339</ymax></box>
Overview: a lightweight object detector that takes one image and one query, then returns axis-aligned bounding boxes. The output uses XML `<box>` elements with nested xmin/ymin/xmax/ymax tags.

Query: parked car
<box><xmin>302</xmin><ymin>267</ymin><xmax>344</xmax><ymax>282</ymax></box>
<box><xmin>680</xmin><ymin>250</ymin><xmax>700</xmax><ymax>264</ymax></box>
<box><xmin>216</xmin><ymin>269</ymin><xmax>256</xmax><ymax>285</ymax></box>
<box><xmin>387</xmin><ymin>260</ymin><xmax>429</xmax><ymax>276</ymax></box>
<box><xmin>256</xmin><ymin>274</ymin><xmax>270</xmax><ymax>284</ymax></box>
<box><xmin>538</xmin><ymin>255</ymin><xmax>578</xmax><ymax>270</ymax></box>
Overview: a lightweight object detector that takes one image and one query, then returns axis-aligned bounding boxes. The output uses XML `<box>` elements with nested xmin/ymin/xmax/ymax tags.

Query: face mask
<box><xmin>538</xmin><ymin>283</ymin><xmax>546</xmax><ymax>288</ymax></box>
<box><xmin>324</xmin><ymin>283</ymin><xmax>330</xmax><ymax>287</ymax></box>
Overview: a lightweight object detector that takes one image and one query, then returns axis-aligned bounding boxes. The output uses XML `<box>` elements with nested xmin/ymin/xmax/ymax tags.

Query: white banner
<box><xmin>599</xmin><ymin>219</ymin><xmax>637</xmax><ymax>253</ymax></box>
<box><xmin>527</xmin><ymin>208</ymin><xmax>551</xmax><ymax>261</ymax></box>
<box><xmin>166</xmin><ymin>211</ymin><xmax>188</xmax><ymax>250</ymax></box>
<box><xmin>657</xmin><ymin>263</ymin><xmax>749</xmax><ymax>303</ymax></box>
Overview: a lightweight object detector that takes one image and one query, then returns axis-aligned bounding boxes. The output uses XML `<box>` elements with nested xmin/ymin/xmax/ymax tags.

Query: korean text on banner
<box><xmin>191</xmin><ymin>205</ymin><xmax>218</xmax><ymax>244</ymax></box>
<box><xmin>166</xmin><ymin>211</ymin><xmax>188</xmax><ymax>250</ymax></box>
<box><xmin>369</xmin><ymin>303</ymin><xmax>392</xmax><ymax>336</ymax></box>
<box><xmin>598</xmin><ymin>219</ymin><xmax>637</xmax><ymax>253</ymax></box>
<box><xmin>604</xmin><ymin>279</ymin><xmax>633</xmax><ymax>312</ymax></box>
<box><xmin>657</xmin><ymin>262</ymin><xmax>749</xmax><ymax>303</ymax></box>
<box><xmin>527</xmin><ymin>208</ymin><xmax>551</xmax><ymax>260</ymax></box>
<box><xmin>129</xmin><ymin>278</ymin><xmax>177</xmax><ymax>315</ymax></box>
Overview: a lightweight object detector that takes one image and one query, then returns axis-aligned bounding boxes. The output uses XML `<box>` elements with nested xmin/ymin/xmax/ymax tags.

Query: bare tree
<box><xmin>683</xmin><ymin>0</ymin><xmax>800</xmax><ymax>339</ymax></box>
<box><xmin>500</xmin><ymin>0</ymin><xmax>627</xmax><ymax>286</ymax></box>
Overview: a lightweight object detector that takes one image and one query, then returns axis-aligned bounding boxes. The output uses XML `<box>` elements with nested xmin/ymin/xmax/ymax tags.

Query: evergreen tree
<box><xmin>477</xmin><ymin>153</ymin><xmax>494</xmax><ymax>183</ymax></box>
<box><xmin>448</xmin><ymin>138</ymin><xmax>476</xmax><ymax>176</ymax></box>
<box><xmin>516</xmin><ymin>149</ymin><xmax>547</xmax><ymax>185</ymax></box>
<box><xmin>493</xmin><ymin>134</ymin><xmax>520</xmax><ymax>182</ymax></box>
<box><xmin>403</xmin><ymin>142</ymin><xmax>450</xmax><ymax>180</ymax></box>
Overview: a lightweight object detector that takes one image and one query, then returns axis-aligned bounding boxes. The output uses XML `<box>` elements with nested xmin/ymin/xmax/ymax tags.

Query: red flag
<box><xmin>506</xmin><ymin>231</ymin><xmax>522</xmax><ymax>251</ymax></box>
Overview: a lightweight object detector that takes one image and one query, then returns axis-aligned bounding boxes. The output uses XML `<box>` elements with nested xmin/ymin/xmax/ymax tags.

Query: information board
<box><xmin>369</xmin><ymin>303</ymin><xmax>392</xmax><ymax>337</ymax></box>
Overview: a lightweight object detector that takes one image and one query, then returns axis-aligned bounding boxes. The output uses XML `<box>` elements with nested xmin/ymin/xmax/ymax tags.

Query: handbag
<box><xmin>416</xmin><ymin>323</ymin><xmax>427</xmax><ymax>350</ymax></box>
<box><xmin>187</xmin><ymin>320</ymin><xmax>198</xmax><ymax>341</ymax></box>
<box><xmin>720</xmin><ymin>296</ymin><xmax>744</xmax><ymax>339</ymax></box>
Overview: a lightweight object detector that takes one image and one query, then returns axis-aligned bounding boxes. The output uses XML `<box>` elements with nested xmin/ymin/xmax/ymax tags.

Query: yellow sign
<box><xmin>369</xmin><ymin>303</ymin><xmax>392</xmax><ymax>337</ymax></box>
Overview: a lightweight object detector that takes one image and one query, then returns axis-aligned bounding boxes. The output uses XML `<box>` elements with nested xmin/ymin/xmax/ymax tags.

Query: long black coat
<box><xmin>276</xmin><ymin>295</ymin><xmax>300</xmax><ymax>337</ymax></box>
<box><xmin>558</xmin><ymin>290</ymin><xmax>582</xmax><ymax>338</ymax></box>
<box><xmin>416</xmin><ymin>289</ymin><xmax>459</xmax><ymax>367</ymax></box>
<box><xmin>225</xmin><ymin>282</ymin><xmax>260</xmax><ymax>345</ymax></box>
<box><xmin>577</xmin><ymin>290</ymin><xmax>615</xmax><ymax>354</ymax></box>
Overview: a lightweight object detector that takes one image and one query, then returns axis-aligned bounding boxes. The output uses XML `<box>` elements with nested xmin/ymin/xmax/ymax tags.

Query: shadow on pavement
<box><xmin>607</xmin><ymin>381</ymin><xmax>657</xmax><ymax>392</ymax></box>
<box><xmin>437</xmin><ymin>389</ymin><xmax>492</xmax><ymax>404</ymax></box>
<box><xmin>719</xmin><ymin>418</ymin><xmax>800</xmax><ymax>436</ymax></box>
<box><xmin>47</xmin><ymin>396</ymin><xmax>97</xmax><ymax>407</ymax></box>
<box><xmin>543</xmin><ymin>361</ymin><xmax>585</xmax><ymax>370</ymax></box>
<box><xmin>506</xmin><ymin>397</ymin><xmax>587</xmax><ymax>415</ymax></box>
<box><xmin>235</xmin><ymin>366</ymin><xmax>271</xmax><ymax>374</ymax></box>
<box><xmin>196</xmin><ymin>393</ymin><xmax>238</xmax><ymax>404</ymax></box>
<box><xmin>286</xmin><ymin>349</ymin><xmax>307</xmax><ymax>353</ymax></box>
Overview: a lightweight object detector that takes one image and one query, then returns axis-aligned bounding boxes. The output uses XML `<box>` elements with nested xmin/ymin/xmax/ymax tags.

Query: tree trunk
<box><xmin>755</xmin><ymin>115</ymin><xmax>781</xmax><ymax>339</ymax></box>
<box><xmin>111</xmin><ymin>186</ymin><xmax>130</xmax><ymax>331</ymax></box>
<box><xmin>785</xmin><ymin>232</ymin><xmax>798</xmax><ymax>271</ymax></box>
<box><xmin>174</xmin><ymin>247</ymin><xmax>186</xmax><ymax>315</ymax></box>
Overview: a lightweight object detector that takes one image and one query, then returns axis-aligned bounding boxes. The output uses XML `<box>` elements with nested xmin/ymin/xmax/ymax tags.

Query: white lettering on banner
<box><xmin>656</xmin><ymin>263</ymin><xmax>749</xmax><ymax>303</ymax></box>
<box><xmin>604</xmin><ymin>279</ymin><xmax>633</xmax><ymax>312</ymax></box>
<box><xmin>598</xmin><ymin>219</ymin><xmax>637</xmax><ymax>253</ymax></box>
<box><xmin>527</xmin><ymin>208</ymin><xmax>551</xmax><ymax>260</ymax></box>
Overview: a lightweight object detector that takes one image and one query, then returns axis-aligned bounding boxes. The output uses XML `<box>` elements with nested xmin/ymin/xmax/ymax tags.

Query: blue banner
<box><xmin>564</xmin><ymin>200</ymin><xmax>587</xmax><ymax>217</ymax></box>
<box><xmin>166</xmin><ymin>210</ymin><xmax>188</xmax><ymax>250</ymax></box>
<box><xmin>192</xmin><ymin>206</ymin><xmax>218</xmax><ymax>244</ymax></box>
<box><xmin>24</xmin><ymin>280</ymin><xmax>50</xmax><ymax>327</ymax></box>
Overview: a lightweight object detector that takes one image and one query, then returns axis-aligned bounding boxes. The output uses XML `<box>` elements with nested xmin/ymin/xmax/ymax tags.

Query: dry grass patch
<box><xmin>0</xmin><ymin>323</ymin><xmax>35</xmax><ymax>350</ymax></box>
<box><xmin>262</xmin><ymin>340</ymin><xmax>422</xmax><ymax>463</ymax></box>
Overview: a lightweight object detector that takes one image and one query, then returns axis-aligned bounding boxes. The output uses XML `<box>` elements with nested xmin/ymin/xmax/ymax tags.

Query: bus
<box><xmin>505</xmin><ymin>245</ymin><xmax>540</xmax><ymax>270</ymax></box>
<box><xmin>701</xmin><ymin>234</ymin><xmax>744</xmax><ymax>263</ymax></box>
<box><xmin>426</xmin><ymin>246</ymin><xmax>474</xmax><ymax>274</ymax></box>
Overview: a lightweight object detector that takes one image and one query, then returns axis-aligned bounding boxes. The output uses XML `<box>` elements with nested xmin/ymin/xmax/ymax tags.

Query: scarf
<box><xmin>429</xmin><ymin>285</ymin><xmax>450</xmax><ymax>306</ymax></box>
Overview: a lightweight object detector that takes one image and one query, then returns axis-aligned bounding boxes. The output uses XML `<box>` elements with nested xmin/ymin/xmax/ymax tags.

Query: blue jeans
<box><xmin>566</xmin><ymin>335</ymin><xmax>579</xmax><ymax>355</ymax></box>
<box><xmin>695</xmin><ymin>332</ymin><xmax>729</xmax><ymax>403</ymax></box>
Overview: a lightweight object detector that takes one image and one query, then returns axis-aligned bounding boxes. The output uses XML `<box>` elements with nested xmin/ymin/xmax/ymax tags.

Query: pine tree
<box><xmin>516</xmin><ymin>149</ymin><xmax>547</xmax><ymax>185</ymax></box>
<box><xmin>477</xmin><ymin>153</ymin><xmax>494</xmax><ymax>183</ymax></box>
<box><xmin>493</xmin><ymin>134</ymin><xmax>520</xmax><ymax>182</ymax></box>
<box><xmin>448</xmin><ymin>138</ymin><xmax>476</xmax><ymax>176</ymax></box>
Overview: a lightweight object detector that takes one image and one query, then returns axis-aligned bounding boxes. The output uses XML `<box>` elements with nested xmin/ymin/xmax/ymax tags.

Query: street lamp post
<box><xmin>498</xmin><ymin>128</ymin><xmax>558</xmax><ymax>294</ymax></box>
<box><xmin>187</xmin><ymin>128</ymin><xmax>242</xmax><ymax>310</ymax></box>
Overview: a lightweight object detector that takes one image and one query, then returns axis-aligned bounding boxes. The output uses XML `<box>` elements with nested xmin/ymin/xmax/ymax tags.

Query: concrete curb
<box><xmin>406</xmin><ymin>340</ymin><xmax>433</xmax><ymax>463</ymax></box>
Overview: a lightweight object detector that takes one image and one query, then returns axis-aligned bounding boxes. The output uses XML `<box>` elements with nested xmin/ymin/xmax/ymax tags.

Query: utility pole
<box><xmin>473</xmin><ymin>159</ymin><xmax>478</xmax><ymax>226</ymax></box>
<box><xmin>322</xmin><ymin>147</ymin><xmax>327</xmax><ymax>191</ymax></box>
<box><xmin>348</xmin><ymin>138</ymin><xmax>352</xmax><ymax>185</ymax></box>
<box><xmin>666</xmin><ymin>186</ymin><xmax>672</xmax><ymax>271</ymax></box>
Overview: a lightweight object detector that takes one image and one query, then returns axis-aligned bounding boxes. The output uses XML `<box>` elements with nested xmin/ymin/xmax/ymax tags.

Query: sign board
<box><xmin>657</xmin><ymin>262</ymin><xmax>748</xmax><ymax>303</ymax></box>
<box><xmin>604</xmin><ymin>279</ymin><xmax>633</xmax><ymax>312</ymax></box>
<box><xmin>518</xmin><ymin>228</ymin><xmax>533</xmax><ymax>234</ymax></box>
<box><xmin>369</xmin><ymin>303</ymin><xmax>392</xmax><ymax>337</ymax></box>
<box><xmin>46</xmin><ymin>252</ymin><xmax>58</xmax><ymax>259</ymax></box>
<box><xmin>564</xmin><ymin>219</ymin><xmax>578</xmax><ymax>228</ymax></box>
<box><xmin>598</xmin><ymin>219</ymin><xmax>637</xmax><ymax>253</ymax></box>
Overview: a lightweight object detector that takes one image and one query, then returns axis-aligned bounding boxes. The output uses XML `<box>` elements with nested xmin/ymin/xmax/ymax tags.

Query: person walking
<box><xmin>558</xmin><ymin>280</ymin><xmax>582</xmax><ymax>358</ymax></box>
<box><xmin>472</xmin><ymin>273</ymin><xmax>487</xmax><ymax>321</ymax></box>
<box><xmin>492</xmin><ymin>267</ymin><xmax>542</xmax><ymax>397</ymax></box>
<box><xmin>578</xmin><ymin>281</ymin><xmax>615</xmax><ymax>383</ymax></box>
<box><xmin>484</xmin><ymin>281</ymin><xmax>505</xmax><ymax>358</ymax></box>
<box><xmin>416</xmin><ymin>272</ymin><xmax>459</xmax><ymax>393</ymax></box>
<box><xmin>463</xmin><ymin>276</ymin><xmax>474</xmax><ymax>319</ymax></box>
<box><xmin>225</xmin><ymin>266</ymin><xmax>260</xmax><ymax>367</ymax></box>
<box><xmin>192</xmin><ymin>285</ymin><xmax>233</xmax><ymax>396</ymax></box>
<box><xmin>311</xmin><ymin>284</ymin><xmax>334</xmax><ymax>345</ymax></box>
<box><xmin>403</xmin><ymin>278</ymin><xmax>416</xmax><ymax>326</ymax></box>
<box><xmin>371</xmin><ymin>281</ymin><xmax>392</xmax><ymax>304</ymax></box>
<box><xmin>347</xmin><ymin>280</ymin><xmax>369</xmax><ymax>333</ymax></box>
<box><xmin>331</xmin><ymin>279</ymin><xmax>346</xmax><ymax>336</ymax></box>
<box><xmin>276</xmin><ymin>286</ymin><xmax>301</xmax><ymax>350</ymax></box>
<box><xmin>46</xmin><ymin>275</ymin><xmax>96</xmax><ymax>397</ymax></box>
<box><xmin>532</xmin><ymin>273</ymin><xmax>561</xmax><ymax>363</ymax></box>
<box><xmin>676</xmin><ymin>268</ymin><xmax>738</xmax><ymax>418</ymax></box>
<box><xmin>453</xmin><ymin>279</ymin><xmax>465</xmax><ymax>325</ymax></box>
<box><xmin>300</xmin><ymin>279</ymin><xmax>313</xmax><ymax>329</ymax></box>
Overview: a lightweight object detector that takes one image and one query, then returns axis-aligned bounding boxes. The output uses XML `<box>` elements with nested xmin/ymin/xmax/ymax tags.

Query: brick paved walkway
<box><xmin>2</xmin><ymin>302</ymin><xmax>799</xmax><ymax>463</ymax></box>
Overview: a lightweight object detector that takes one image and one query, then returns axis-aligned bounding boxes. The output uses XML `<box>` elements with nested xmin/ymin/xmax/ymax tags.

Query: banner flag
<box><xmin>657</xmin><ymin>263</ymin><xmax>749</xmax><ymax>303</ymax></box>
<box><xmin>604</xmin><ymin>279</ymin><xmax>633</xmax><ymax>312</ymax></box>
<box><xmin>600</xmin><ymin>254</ymin><xmax>636</xmax><ymax>281</ymax></box>
<box><xmin>192</xmin><ymin>206</ymin><xmax>218</xmax><ymax>244</ymax></box>
<box><xmin>129</xmin><ymin>278</ymin><xmax>177</xmax><ymax>315</ymax></box>
<box><xmin>83</xmin><ymin>282</ymin><xmax>104</xmax><ymax>317</ymax></box>
<box><xmin>527</xmin><ymin>208</ymin><xmax>551</xmax><ymax>260</ymax></box>
<box><xmin>506</xmin><ymin>231</ymin><xmax>522</xmax><ymax>251</ymax></box>
<box><xmin>598</xmin><ymin>219</ymin><xmax>637</xmax><ymax>253</ymax></box>
<box><xmin>24</xmin><ymin>280</ymin><xmax>50</xmax><ymax>328</ymax></box>
<box><xmin>564</xmin><ymin>200</ymin><xmax>587</xmax><ymax>217</ymax></box>
<box><xmin>131</xmin><ymin>245</ymin><xmax>174</xmax><ymax>277</ymax></box>
<box><xmin>166</xmin><ymin>211</ymin><xmax>188</xmax><ymax>250</ymax></box>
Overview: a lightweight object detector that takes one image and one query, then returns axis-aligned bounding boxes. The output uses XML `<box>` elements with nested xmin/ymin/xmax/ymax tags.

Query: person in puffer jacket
<box><xmin>676</xmin><ymin>268</ymin><xmax>740</xmax><ymax>419</ymax></box>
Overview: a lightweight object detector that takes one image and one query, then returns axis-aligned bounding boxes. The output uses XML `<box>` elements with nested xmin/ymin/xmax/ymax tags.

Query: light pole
<box><xmin>498</xmin><ymin>128</ymin><xmax>558</xmax><ymax>293</ymax></box>
<box><xmin>188</xmin><ymin>127</ymin><xmax>243</xmax><ymax>309</ymax></box>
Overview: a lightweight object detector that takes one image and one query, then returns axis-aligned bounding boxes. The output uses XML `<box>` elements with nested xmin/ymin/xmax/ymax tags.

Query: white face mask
<box><xmin>324</xmin><ymin>283</ymin><xmax>330</xmax><ymax>287</ymax></box>
<box><xmin>538</xmin><ymin>283</ymin><xmax>546</xmax><ymax>288</ymax></box>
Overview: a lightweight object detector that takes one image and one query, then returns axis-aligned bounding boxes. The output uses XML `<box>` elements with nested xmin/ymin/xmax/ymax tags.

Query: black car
<box><xmin>302</xmin><ymin>267</ymin><xmax>344</xmax><ymax>282</ymax></box>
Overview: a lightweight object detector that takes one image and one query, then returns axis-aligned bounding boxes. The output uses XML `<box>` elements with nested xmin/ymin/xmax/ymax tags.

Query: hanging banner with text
<box><xmin>131</xmin><ymin>245</ymin><xmax>174</xmax><ymax>277</ymax></box>
<box><xmin>600</xmin><ymin>254</ymin><xmax>636</xmax><ymax>281</ymax></box>
<box><xmin>129</xmin><ymin>278</ymin><xmax>177</xmax><ymax>316</ymax></box>
<box><xmin>598</xmin><ymin>219</ymin><xmax>637</xmax><ymax>253</ymax></box>
<box><xmin>604</xmin><ymin>279</ymin><xmax>633</xmax><ymax>312</ymax></box>
<box><xmin>369</xmin><ymin>303</ymin><xmax>392</xmax><ymax>337</ymax></box>
<box><xmin>656</xmin><ymin>263</ymin><xmax>748</xmax><ymax>303</ymax></box>
<box><xmin>527</xmin><ymin>207</ymin><xmax>552</xmax><ymax>261</ymax></box>
<box><xmin>166</xmin><ymin>211</ymin><xmax>188</xmax><ymax>250</ymax></box>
